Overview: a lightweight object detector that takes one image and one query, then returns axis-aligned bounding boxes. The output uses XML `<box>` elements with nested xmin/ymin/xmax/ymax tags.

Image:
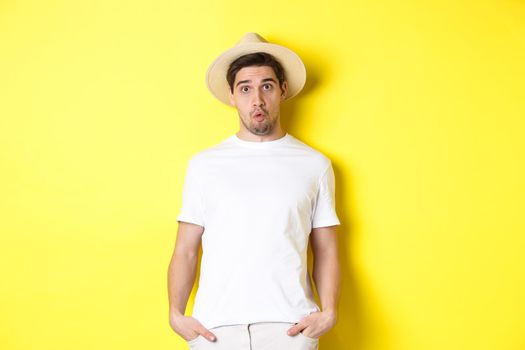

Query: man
<box><xmin>167</xmin><ymin>33</ymin><xmax>341</xmax><ymax>350</ymax></box>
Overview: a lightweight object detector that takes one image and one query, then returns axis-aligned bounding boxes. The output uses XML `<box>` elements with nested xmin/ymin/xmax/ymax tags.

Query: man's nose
<box><xmin>252</xmin><ymin>90</ymin><xmax>264</xmax><ymax>106</ymax></box>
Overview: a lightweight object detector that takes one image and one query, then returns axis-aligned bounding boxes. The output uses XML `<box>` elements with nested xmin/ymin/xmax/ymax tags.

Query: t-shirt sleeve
<box><xmin>176</xmin><ymin>157</ymin><xmax>205</xmax><ymax>227</ymax></box>
<box><xmin>311</xmin><ymin>162</ymin><xmax>341</xmax><ymax>229</ymax></box>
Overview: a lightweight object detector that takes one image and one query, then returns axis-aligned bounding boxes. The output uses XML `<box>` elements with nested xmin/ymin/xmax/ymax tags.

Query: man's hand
<box><xmin>286</xmin><ymin>310</ymin><xmax>337</xmax><ymax>339</ymax></box>
<box><xmin>169</xmin><ymin>312</ymin><xmax>216</xmax><ymax>342</ymax></box>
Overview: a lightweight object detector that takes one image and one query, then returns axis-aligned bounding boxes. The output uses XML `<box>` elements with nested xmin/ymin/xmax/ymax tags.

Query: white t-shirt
<box><xmin>176</xmin><ymin>132</ymin><xmax>341</xmax><ymax>329</ymax></box>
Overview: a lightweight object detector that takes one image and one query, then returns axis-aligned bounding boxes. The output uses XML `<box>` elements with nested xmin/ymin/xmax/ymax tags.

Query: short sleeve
<box><xmin>311</xmin><ymin>162</ymin><xmax>341</xmax><ymax>228</ymax></box>
<box><xmin>176</xmin><ymin>158</ymin><xmax>205</xmax><ymax>227</ymax></box>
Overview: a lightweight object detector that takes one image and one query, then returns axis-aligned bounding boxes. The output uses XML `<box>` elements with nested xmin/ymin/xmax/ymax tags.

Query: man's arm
<box><xmin>167</xmin><ymin>221</ymin><xmax>216</xmax><ymax>342</ymax></box>
<box><xmin>287</xmin><ymin>225</ymin><xmax>340</xmax><ymax>338</ymax></box>
<box><xmin>311</xmin><ymin>225</ymin><xmax>340</xmax><ymax>316</ymax></box>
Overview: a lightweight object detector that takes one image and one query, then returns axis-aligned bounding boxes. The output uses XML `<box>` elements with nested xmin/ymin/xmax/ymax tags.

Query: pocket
<box><xmin>298</xmin><ymin>330</ymin><xmax>319</xmax><ymax>342</ymax></box>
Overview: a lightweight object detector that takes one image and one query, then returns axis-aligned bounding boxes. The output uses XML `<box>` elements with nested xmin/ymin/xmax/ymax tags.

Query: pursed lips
<box><xmin>252</xmin><ymin>109</ymin><xmax>266</xmax><ymax>121</ymax></box>
<box><xmin>252</xmin><ymin>109</ymin><xmax>266</xmax><ymax>117</ymax></box>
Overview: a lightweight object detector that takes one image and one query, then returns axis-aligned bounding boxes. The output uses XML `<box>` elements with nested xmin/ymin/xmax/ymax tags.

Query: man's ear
<box><xmin>228</xmin><ymin>89</ymin><xmax>236</xmax><ymax>106</ymax></box>
<box><xmin>280</xmin><ymin>81</ymin><xmax>288</xmax><ymax>101</ymax></box>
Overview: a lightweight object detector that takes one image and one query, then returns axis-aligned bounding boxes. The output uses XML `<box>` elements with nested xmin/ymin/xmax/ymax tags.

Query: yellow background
<box><xmin>1</xmin><ymin>0</ymin><xmax>524</xmax><ymax>349</ymax></box>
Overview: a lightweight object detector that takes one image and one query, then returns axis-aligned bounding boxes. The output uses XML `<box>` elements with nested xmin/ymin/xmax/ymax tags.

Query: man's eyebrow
<box><xmin>236</xmin><ymin>80</ymin><xmax>251</xmax><ymax>87</ymax></box>
<box><xmin>235</xmin><ymin>78</ymin><xmax>278</xmax><ymax>87</ymax></box>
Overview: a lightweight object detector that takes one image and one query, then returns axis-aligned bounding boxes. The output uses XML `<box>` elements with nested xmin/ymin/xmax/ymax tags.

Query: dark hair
<box><xmin>226</xmin><ymin>52</ymin><xmax>286</xmax><ymax>93</ymax></box>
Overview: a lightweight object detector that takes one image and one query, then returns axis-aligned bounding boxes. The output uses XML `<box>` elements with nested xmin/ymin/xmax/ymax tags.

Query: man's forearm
<box><xmin>311</xmin><ymin>232</ymin><xmax>340</xmax><ymax>314</ymax></box>
<box><xmin>167</xmin><ymin>249</ymin><xmax>199</xmax><ymax>316</ymax></box>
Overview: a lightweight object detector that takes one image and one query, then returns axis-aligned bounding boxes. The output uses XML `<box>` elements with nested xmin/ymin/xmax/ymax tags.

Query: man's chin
<box><xmin>250</xmin><ymin>127</ymin><xmax>272</xmax><ymax>135</ymax></box>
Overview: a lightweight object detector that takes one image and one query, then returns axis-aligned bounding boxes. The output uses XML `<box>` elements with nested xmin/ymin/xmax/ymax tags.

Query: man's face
<box><xmin>228</xmin><ymin>65</ymin><xmax>288</xmax><ymax>136</ymax></box>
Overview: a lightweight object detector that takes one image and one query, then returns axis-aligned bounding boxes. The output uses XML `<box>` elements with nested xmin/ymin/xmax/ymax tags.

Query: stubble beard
<box><xmin>240</xmin><ymin>112</ymin><xmax>277</xmax><ymax>136</ymax></box>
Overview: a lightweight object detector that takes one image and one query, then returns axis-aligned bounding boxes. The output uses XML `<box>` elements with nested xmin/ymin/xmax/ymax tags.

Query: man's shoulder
<box><xmin>186</xmin><ymin>135</ymin><xmax>235</xmax><ymax>164</ymax></box>
<box><xmin>287</xmin><ymin>134</ymin><xmax>333</xmax><ymax>168</ymax></box>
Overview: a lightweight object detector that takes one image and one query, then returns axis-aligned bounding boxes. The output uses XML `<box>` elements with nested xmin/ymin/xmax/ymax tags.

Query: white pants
<box><xmin>186</xmin><ymin>322</ymin><xmax>319</xmax><ymax>350</ymax></box>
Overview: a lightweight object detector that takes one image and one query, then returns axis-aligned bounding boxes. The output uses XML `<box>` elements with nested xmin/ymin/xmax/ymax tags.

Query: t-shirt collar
<box><xmin>231</xmin><ymin>133</ymin><xmax>290</xmax><ymax>148</ymax></box>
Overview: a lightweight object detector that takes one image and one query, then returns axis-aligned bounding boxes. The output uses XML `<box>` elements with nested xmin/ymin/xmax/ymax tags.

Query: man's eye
<box><xmin>263</xmin><ymin>84</ymin><xmax>272</xmax><ymax>90</ymax></box>
<box><xmin>240</xmin><ymin>86</ymin><xmax>250</xmax><ymax>93</ymax></box>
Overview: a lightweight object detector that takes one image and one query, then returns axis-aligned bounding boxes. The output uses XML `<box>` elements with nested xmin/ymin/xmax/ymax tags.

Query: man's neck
<box><xmin>235</xmin><ymin>129</ymin><xmax>286</xmax><ymax>142</ymax></box>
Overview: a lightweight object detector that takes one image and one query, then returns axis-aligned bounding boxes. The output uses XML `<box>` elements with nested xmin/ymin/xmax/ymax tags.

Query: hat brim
<box><xmin>206</xmin><ymin>42</ymin><xmax>306</xmax><ymax>106</ymax></box>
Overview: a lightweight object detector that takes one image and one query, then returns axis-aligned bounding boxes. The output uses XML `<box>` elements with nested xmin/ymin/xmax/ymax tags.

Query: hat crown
<box><xmin>236</xmin><ymin>32</ymin><xmax>268</xmax><ymax>45</ymax></box>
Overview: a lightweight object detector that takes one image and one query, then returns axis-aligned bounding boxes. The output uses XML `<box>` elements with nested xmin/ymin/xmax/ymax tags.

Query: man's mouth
<box><xmin>253</xmin><ymin>111</ymin><xmax>266</xmax><ymax>121</ymax></box>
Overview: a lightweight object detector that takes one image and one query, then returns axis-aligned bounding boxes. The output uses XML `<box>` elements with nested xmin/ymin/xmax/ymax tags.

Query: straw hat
<box><xmin>205</xmin><ymin>32</ymin><xmax>306</xmax><ymax>106</ymax></box>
